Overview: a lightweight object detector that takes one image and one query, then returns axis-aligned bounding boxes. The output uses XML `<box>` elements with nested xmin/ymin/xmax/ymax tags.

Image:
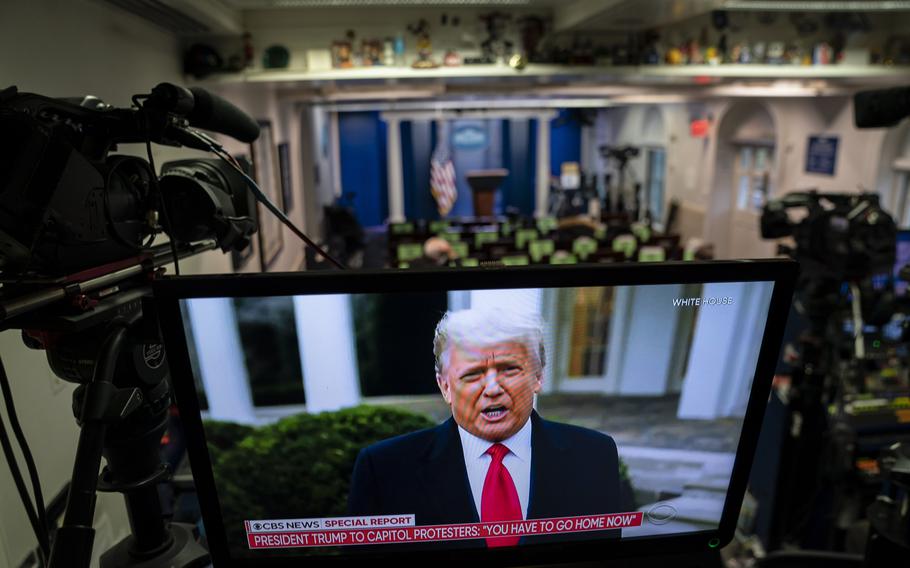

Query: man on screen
<box><xmin>348</xmin><ymin>307</ymin><xmax>621</xmax><ymax>547</ymax></box>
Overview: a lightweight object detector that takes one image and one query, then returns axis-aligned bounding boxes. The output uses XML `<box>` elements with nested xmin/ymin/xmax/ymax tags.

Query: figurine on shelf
<box><xmin>332</xmin><ymin>30</ymin><xmax>355</xmax><ymax>69</ymax></box>
<box><xmin>666</xmin><ymin>45</ymin><xmax>684</xmax><ymax>65</ymax></box>
<box><xmin>730</xmin><ymin>42</ymin><xmax>742</xmax><ymax>64</ymax></box>
<box><xmin>476</xmin><ymin>11</ymin><xmax>512</xmax><ymax>64</ymax></box>
<box><xmin>517</xmin><ymin>15</ymin><xmax>546</xmax><ymax>63</ymax></box>
<box><xmin>752</xmin><ymin>41</ymin><xmax>767</xmax><ymax>64</ymax></box>
<box><xmin>361</xmin><ymin>39</ymin><xmax>383</xmax><ymax>66</ymax></box>
<box><xmin>767</xmin><ymin>42</ymin><xmax>785</xmax><ymax>65</ymax></box>
<box><xmin>813</xmin><ymin>42</ymin><xmax>833</xmax><ymax>65</ymax></box>
<box><xmin>242</xmin><ymin>32</ymin><xmax>254</xmax><ymax>69</ymax></box>
<box><xmin>394</xmin><ymin>34</ymin><xmax>406</xmax><ymax>67</ymax></box>
<box><xmin>443</xmin><ymin>49</ymin><xmax>462</xmax><ymax>67</ymax></box>
<box><xmin>383</xmin><ymin>38</ymin><xmax>394</xmax><ymax>66</ymax></box>
<box><xmin>408</xmin><ymin>19</ymin><xmax>438</xmax><ymax>69</ymax></box>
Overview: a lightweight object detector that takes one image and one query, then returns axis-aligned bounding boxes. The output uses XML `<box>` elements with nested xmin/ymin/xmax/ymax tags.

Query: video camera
<box><xmin>600</xmin><ymin>145</ymin><xmax>640</xmax><ymax>165</ymax></box>
<box><xmin>0</xmin><ymin>83</ymin><xmax>258</xmax><ymax>280</ymax></box>
<box><xmin>760</xmin><ymin>191</ymin><xmax>896</xmax><ymax>283</ymax></box>
<box><xmin>0</xmin><ymin>82</ymin><xmax>266</xmax><ymax>568</ymax></box>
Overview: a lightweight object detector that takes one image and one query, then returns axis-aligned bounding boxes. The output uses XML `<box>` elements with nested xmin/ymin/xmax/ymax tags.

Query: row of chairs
<box><xmin>390</xmin><ymin>219</ymin><xmax>683</xmax><ymax>268</ymax></box>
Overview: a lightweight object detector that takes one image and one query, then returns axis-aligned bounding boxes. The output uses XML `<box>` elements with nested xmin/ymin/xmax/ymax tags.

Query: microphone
<box><xmin>854</xmin><ymin>86</ymin><xmax>910</xmax><ymax>128</ymax></box>
<box><xmin>147</xmin><ymin>83</ymin><xmax>260</xmax><ymax>143</ymax></box>
<box><xmin>187</xmin><ymin>87</ymin><xmax>260</xmax><ymax>143</ymax></box>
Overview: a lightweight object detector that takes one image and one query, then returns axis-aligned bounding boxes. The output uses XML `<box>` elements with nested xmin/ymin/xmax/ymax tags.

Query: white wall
<box><xmin>205</xmin><ymin>82</ymin><xmax>310</xmax><ymax>272</ymax></box>
<box><xmin>0</xmin><ymin>1</ymin><xmax>233</xmax><ymax>565</ymax></box>
<box><xmin>597</xmin><ymin>96</ymin><xmax>897</xmax><ymax>256</ymax></box>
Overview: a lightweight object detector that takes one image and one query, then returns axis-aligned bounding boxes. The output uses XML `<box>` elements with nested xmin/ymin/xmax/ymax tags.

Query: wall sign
<box><xmin>452</xmin><ymin>125</ymin><xmax>488</xmax><ymax>150</ymax></box>
<box><xmin>805</xmin><ymin>135</ymin><xmax>839</xmax><ymax>176</ymax></box>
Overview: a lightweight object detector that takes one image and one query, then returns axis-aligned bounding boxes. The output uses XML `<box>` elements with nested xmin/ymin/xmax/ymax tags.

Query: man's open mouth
<box><xmin>482</xmin><ymin>406</ymin><xmax>508</xmax><ymax>420</ymax></box>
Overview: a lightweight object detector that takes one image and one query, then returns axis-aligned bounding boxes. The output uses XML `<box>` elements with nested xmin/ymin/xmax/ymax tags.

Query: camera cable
<box><xmin>187</xmin><ymin>128</ymin><xmax>346</xmax><ymax>270</ymax></box>
<box><xmin>0</xmin><ymin>355</ymin><xmax>50</xmax><ymax>564</ymax></box>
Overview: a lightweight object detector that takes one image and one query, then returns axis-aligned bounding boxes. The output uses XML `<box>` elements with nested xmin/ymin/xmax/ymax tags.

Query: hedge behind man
<box><xmin>348</xmin><ymin>307</ymin><xmax>621</xmax><ymax>548</ymax></box>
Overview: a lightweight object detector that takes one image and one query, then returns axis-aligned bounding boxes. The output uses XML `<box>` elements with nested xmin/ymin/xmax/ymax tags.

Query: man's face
<box><xmin>437</xmin><ymin>339</ymin><xmax>541</xmax><ymax>442</ymax></box>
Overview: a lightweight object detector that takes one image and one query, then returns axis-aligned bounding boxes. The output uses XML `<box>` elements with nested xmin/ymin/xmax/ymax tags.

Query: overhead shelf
<box><xmin>200</xmin><ymin>63</ymin><xmax>910</xmax><ymax>86</ymax></box>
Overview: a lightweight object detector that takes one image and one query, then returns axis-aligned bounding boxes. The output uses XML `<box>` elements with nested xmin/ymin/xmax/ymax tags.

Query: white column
<box><xmin>385</xmin><ymin>117</ymin><xmax>405</xmax><ymax>222</ymax></box>
<box><xmin>185</xmin><ymin>298</ymin><xmax>257</xmax><ymax>424</ymax></box>
<box><xmin>677</xmin><ymin>282</ymin><xmax>773</xmax><ymax>419</ymax></box>
<box><xmin>535</xmin><ymin>113</ymin><xmax>552</xmax><ymax>218</ymax></box>
<box><xmin>615</xmin><ymin>284</ymin><xmax>684</xmax><ymax>396</ymax></box>
<box><xmin>293</xmin><ymin>294</ymin><xmax>361</xmax><ymax>412</ymax></box>
<box><xmin>329</xmin><ymin>111</ymin><xmax>342</xmax><ymax>198</ymax></box>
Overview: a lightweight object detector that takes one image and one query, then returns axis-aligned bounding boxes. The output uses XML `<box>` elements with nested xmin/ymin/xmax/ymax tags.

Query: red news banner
<box><xmin>246</xmin><ymin>512</ymin><xmax>644</xmax><ymax>549</ymax></box>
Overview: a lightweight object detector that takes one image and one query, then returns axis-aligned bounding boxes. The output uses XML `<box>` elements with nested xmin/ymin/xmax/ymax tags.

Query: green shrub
<box><xmin>207</xmin><ymin>405</ymin><xmax>436</xmax><ymax>550</ymax></box>
<box><xmin>202</xmin><ymin>420</ymin><xmax>256</xmax><ymax>465</ymax></box>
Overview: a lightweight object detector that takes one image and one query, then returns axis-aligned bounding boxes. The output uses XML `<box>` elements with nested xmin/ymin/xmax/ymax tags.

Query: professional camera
<box><xmin>0</xmin><ymin>83</ymin><xmax>258</xmax><ymax>279</ymax></box>
<box><xmin>760</xmin><ymin>191</ymin><xmax>896</xmax><ymax>283</ymax></box>
<box><xmin>0</xmin><ymin>82</ymin><xmax>267</xmax><ymax>568</ymax></box>
<box><xmin>600</xmin><ymin>145</ymin><xmax>640</xmax><ymax>163</ymax></box>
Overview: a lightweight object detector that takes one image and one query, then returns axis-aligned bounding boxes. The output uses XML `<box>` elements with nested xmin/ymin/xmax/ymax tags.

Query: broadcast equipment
<box><xmin>0</xmin><ymin>82</ymin><xmax>331</xmax><ymax>568</ymax></box>
<box><xmin>154</xmin><ymin>259</ymin><xmax>796</xmax><ymax>567</ymax></box>
<box><xmin>756</xmin><ymin>190</ymin><xmax>910</xmax><ymax>556</ymax></box>
<box><xmin>760</xmin><ymin>191</ymin><xmax>896</xmax><ymax>285</ymax></box>
<box><xmin>854</xmin><ymin>85</ymin><xmax>910</xmax><ymax>129</ymax></box>
<box><xmin>599</xmin><ymin>145</ymin><xmax>644</xmax><ymax>221</ymax></box>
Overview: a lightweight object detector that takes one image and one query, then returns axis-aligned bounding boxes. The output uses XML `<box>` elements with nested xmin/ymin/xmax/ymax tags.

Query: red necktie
<box><xmin>481</xmin><ymin>443</ymin><xmax>522</xmax><ymax>548</ymax></box>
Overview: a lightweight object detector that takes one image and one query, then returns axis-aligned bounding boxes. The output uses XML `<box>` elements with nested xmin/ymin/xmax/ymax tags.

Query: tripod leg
<box><xmin>49</xmin><ymin>325</ymin><xmax>129</xmax><ymax>568</ymax></box>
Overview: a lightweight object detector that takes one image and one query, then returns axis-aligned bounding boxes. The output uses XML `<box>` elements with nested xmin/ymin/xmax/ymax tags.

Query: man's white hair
<box><xmin>433</xmin><ymin>307</ymin><xmax>546</xmax><ymax>375</ymax></box>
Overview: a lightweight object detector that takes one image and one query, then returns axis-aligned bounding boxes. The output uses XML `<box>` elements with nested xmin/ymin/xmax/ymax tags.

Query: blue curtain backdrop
<box><xmin>402</xmin><ymin>120</ymin><xmax>438</xmax><ymax>220</ymax></box>
<box><xmin>338</xmin><ymin>110</ymin><xmax>580</xmax><ymax>224</ymax></box>
<box><xmin>338</xmin><ymin>111</ymin><xmax>388</xmax><ymax>227</ymax></box>
<box><xmin>550</xmin><ymin>109</ymin><xmax>582</xmax><ymax>177</ymax></box>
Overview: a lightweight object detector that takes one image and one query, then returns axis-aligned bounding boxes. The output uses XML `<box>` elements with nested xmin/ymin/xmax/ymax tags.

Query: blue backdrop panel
<box><xmin>402</xmin><ymin>120</ymin><xmax>437</xmax><ymax>220</ymax></box>
<box><xmin>338</xmin><ymin>112</ymin><xmax>388</xmax><ymax>227</ymax></box>
<box><xmin>502</xmin><ymin>118</ymin><xmax>536</xmax><ymax>216</ymax></box>
<box><xmin>550</xmin><ymin>109</ymin><xmax>582</xmax><ymax>176</ymax></box>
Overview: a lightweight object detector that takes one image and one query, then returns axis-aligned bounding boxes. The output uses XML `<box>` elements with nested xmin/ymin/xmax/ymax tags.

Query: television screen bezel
<box><xmin>153</xmin><ymin>259</ymin><xmax>797</xmax><ymax>567</ymax></box>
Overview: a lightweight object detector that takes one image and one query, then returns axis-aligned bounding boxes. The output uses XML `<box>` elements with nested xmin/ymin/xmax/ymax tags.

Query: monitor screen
<box><xmin>895</xmin><ymin>230</ymin><xmax>910</xmax><ymax>296</ymax></box>
<box><xmin>156</xmin><ymin>262</ymin><xmax>794</xmax><ymax>566</ymax></box>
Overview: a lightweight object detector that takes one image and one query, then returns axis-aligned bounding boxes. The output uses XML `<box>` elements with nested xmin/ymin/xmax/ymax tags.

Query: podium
<box><xmin>466</xmin><ymin>168</ymin><xmax>509</xmax><ymax>217</ymax></box>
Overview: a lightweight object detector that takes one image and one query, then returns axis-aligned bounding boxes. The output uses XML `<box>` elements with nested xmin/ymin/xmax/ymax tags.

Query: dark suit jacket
<box><xmin>347</xmin><ymin>410</ymin><xmax>621</xmax><ymax>547</ymax></box>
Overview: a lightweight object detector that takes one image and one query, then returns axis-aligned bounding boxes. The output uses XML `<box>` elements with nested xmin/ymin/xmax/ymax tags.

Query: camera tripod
<box><xmin>1</xmin><ymin>243</ymin><xmax>213</xmax><ymax>568</ymax></box>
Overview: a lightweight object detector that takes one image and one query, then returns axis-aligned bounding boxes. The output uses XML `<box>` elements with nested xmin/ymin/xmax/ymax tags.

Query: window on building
<box><xmin>559</xmin><ymin>287</ymin><xmax>616</xmax><ymax>378</ymax></box>
<box><xmin>645</xmin><ymin>148</ymin><xmax>666</xmax><ymax>225</ymax></box>
<box><xmin>734</xmin><ymin>144</ymin><xmax>773</xmax><ymax>213</ymax></box>
<box><xmin>233</xmin><ymin>297</ymin><xmax>305</xmax><ymax>407</ymax></box>
<box><xmin>351</xmin><ymin>292</ymin><xmax>447</xmax><ymax>396</ymax></box>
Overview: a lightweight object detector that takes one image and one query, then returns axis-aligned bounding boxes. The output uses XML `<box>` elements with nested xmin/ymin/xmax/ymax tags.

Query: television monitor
<box><xmin>894</xmin><ymin>229</ymin><xmax>910</xmax><ymax>296</ymax></box>
<box><xmin>154</xmin><ymin>260</ymin><xmax>796</xmax><ymax>567</ymax></box>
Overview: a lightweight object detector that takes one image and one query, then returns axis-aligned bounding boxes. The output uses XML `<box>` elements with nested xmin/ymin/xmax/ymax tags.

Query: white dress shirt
<box><xmin>457</xmin><ymin>418</ymin><xmax>533</xmax><ymax>520</ymax></box>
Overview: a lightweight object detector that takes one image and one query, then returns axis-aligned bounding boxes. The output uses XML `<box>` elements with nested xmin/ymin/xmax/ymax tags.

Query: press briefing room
<box><xmin>1</xmin><ymin>1</ymin><xmax>910</xmax><ymax>567</ymax></box>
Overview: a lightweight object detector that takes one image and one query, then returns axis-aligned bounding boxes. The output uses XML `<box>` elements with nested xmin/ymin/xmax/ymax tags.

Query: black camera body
<box><xmin>760</xmin><ymin>191</ymin><xmax>896</xmax><ymax>282</ymax></box>
<box><xmin>0</xmin><ymin>85</ymin><xmax>257</xmax><ymax>278</ymax></box>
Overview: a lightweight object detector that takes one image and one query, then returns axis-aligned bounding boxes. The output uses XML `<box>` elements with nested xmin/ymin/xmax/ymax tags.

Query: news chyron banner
<box><xmin>246</xmin><ymin>513</ymin><xmax>644</xmax><ymax>549</ymax></box>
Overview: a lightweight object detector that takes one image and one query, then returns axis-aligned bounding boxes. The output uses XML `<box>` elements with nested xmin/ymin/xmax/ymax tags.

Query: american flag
<box><xmin>430</xmin><ymin>119</ymin><xmax>457</xmax><ymax>217</ymax></box>
<box><xmin>431</xmin><ymin>158</ymin><xmax>457</xmax><ymax>217</ymax></box>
